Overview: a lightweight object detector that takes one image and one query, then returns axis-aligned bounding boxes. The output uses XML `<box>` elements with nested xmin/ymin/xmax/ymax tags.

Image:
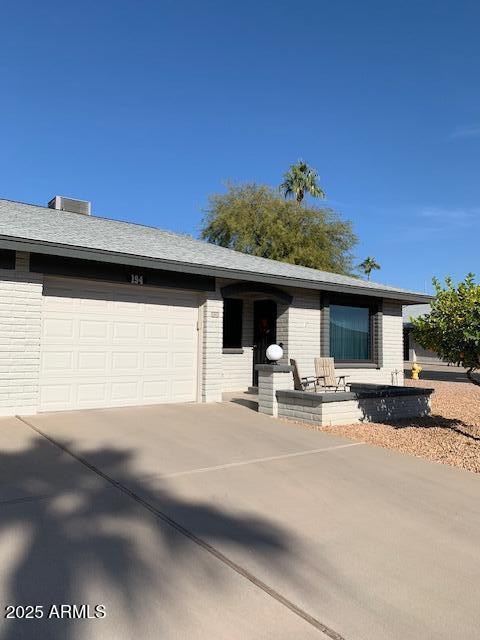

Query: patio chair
<box><xmin>314</xmin><ymin>357</ymin><xmax>350</xmax><ymax>392</ymax></box>
<box><xmin>290</xmin><ymin>358</ymin><xmax>318</xmax><ymax>392</ymax></box>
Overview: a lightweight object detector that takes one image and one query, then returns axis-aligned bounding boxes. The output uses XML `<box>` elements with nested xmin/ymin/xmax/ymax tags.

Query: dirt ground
<box><xmin>319</xmin><ymin>378</ymin><xmax>480</xmax><ymax>474</ymax></box>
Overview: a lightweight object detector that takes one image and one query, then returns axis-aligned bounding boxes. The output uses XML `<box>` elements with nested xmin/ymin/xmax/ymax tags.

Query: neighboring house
<box><xmin>0</xmin><ymin>197</ymin><xmax>430</xmax><ymax>415</ymax></box>
<box><xmin>403</xmin><ymin>304</ymin><xmax>445</xmax><ymax>364</ymax></box>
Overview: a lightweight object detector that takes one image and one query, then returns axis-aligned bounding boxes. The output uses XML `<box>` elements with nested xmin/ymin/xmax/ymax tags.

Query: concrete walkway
<box><xmin>1</xmin><ymin>400</ymin><xmax>479</xmax><ymax>640</ymax></box>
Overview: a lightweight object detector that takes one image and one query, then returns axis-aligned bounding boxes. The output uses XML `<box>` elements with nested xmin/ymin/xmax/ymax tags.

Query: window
<box><xmin>223</xmin><ymin>298</ymin><xmax>243</xmax><ymax>348</ymax></box>
<box><xmin>330</xmin><ymin>304</ymin><xmax>371</xmax><ymax>361</ymax></box>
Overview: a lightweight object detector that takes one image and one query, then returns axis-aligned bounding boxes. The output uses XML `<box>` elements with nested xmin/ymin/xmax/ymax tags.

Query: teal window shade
<box><xmin>330</xmin><ymin>304</ymin><xmax>371</xmax><ymax>361</ymax></box>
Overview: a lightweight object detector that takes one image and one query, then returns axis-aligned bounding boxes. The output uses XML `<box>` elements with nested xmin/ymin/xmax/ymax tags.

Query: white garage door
<box><xmin>39</xmin><ymin>278</ymin><xmax>199</xmax><ymax>411</ymax></box>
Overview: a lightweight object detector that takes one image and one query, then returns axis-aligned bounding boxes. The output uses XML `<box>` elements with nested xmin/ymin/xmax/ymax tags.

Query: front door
<box><xmin>253</xmin><ymin>300</ymin><xmax>277</xmax><ymax>386</ymax></box>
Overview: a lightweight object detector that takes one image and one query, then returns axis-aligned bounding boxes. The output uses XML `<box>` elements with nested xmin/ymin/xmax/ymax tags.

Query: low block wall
<box><xmin>275</xmin><ymin>384</ymin><xmax>433</xmax><ymax>426</ymax></box>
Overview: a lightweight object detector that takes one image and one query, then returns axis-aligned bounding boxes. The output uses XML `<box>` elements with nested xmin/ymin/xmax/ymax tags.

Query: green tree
<box><xmin>359</xmin><ymin>256</ymin><xmax>381</xmax><ymax>280</ymax></box>
<box><xmin>200</xmin><ymin>183</ymin><xmax>357</xmax><ymax>275</ymax></box>
<box><xmin>280</xmin><ymin>160</ymin><xmax>325</xmax><ymax>204</ymax></box>
<box><xmin>412</xmin><ymin>274</ymin><xmax>480</xmax><ymax>386</ymax></box>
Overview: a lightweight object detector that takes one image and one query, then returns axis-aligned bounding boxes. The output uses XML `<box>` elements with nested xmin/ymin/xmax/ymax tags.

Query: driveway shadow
<box><xmin>0</xmin><ymin>436</ymin><xmax>292</xmax><ymax>640</ymax></box>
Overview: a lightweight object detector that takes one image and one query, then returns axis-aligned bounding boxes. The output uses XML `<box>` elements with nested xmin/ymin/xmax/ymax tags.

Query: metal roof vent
<box><xmin>48</xmin><ymin>196</ymin><xmax>91</xmax><ymax>215</ymax></box>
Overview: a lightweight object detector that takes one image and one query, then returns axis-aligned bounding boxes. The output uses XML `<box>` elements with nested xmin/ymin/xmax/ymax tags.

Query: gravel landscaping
<box><xmin>316</xmin><ymin>378</ymin><xmax>480</xmax><ymax>474</ymax></box>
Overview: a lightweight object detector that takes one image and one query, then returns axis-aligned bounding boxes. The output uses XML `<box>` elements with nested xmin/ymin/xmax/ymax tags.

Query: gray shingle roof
<box><xmin>0</xmin><ymin>199</ymin><xmax>430</xmax><ymax>303</ymax></box>
<box><xmin>403</xmin><ymin>304</ymin><xmax>431</xmax><ymax>322</ymax></box>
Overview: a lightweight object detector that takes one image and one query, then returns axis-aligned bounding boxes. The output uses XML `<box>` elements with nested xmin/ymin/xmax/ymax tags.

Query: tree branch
<box><xmin>466</xmin><ymin>367</ymin><xmax>480</xmax><ymax>387</ymax></box>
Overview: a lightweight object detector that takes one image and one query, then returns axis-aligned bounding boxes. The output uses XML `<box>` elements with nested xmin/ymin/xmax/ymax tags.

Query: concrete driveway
<box><xmin>1</xmin><ymin>401</ymin><xmax>479</xmax><ymax>640</ymax></box>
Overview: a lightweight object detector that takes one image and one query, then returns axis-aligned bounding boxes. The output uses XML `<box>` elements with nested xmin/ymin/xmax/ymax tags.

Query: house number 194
<box><xmin>130</xmin><ymin>274</ymin><xmax>144</xmax><ymax>285</ymax></box>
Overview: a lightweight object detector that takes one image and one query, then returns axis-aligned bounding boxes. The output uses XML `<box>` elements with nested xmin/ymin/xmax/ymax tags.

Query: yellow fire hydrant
<box><xmin>411</xmin><ymin>362</ymin><xmax>422</xmax><ymax>380</ymax></box>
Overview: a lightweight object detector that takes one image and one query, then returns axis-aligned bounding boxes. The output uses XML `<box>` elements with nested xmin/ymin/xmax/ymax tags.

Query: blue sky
<box><xmin>1</xmin><ymin>0</ymin><xmax>479</xmax><ymax>293</ymax></box>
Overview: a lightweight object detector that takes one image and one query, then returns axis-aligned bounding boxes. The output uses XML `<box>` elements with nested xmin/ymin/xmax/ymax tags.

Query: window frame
<box><xmin>321</xmin><ymin>294</ymin><xmax>382</xmax><ymax>367</ymax></box>
<box><xmin>222</xmin><ymin>298</ymin><xmax>244</xmax><ymax>350</ymax></box>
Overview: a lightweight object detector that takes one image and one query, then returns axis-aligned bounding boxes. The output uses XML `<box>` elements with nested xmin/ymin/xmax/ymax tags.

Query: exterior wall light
<box><xmin>266</xmin><ymin>343</ymin><xmax>283</xmax><ymax>363</ymax></box>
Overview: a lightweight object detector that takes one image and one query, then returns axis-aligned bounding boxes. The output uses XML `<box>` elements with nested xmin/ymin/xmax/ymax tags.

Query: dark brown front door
<box><xmin>253</xmin><ymin>300</ymin><xmax>277</xmax><ymax>386</ymax></box>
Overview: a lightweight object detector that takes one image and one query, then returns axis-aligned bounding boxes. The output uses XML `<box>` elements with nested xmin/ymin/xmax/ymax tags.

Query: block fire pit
<box><xmin>256</xmin><ymin>364</ymin><xmax>433</xmax><ymax>427</ymax></box>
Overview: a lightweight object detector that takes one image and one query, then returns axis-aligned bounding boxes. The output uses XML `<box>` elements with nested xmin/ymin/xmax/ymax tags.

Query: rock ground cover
<box><xmin>297</xmin><ymin>379</ymin><xmax>480</xmax><ymax>474</ymax></box>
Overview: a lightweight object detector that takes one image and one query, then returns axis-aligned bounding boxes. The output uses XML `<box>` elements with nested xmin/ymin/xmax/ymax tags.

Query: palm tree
<box><xmin>359</xmin><ymin>256</ymin><xmax>381</xmax><ymax>280</ymax></box>
<box><xmin>280</xmin><ymin>160</ymin><xmax>325</xmax><ymax>204</ymax></box>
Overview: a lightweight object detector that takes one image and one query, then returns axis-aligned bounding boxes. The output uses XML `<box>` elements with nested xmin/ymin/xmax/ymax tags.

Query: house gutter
<box><xmin>0</xmin><ymin>236</ymin><xmax>433</xmax><ymax>304</ymax></box>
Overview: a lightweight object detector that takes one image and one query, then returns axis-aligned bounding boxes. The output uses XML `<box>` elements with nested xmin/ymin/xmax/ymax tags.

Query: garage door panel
<box><xmin>173</xmin><ymin>324</ymin><xmax>197</xmax><ymax>341</ymax></box>
<box><xmin>43</xmin><ymin>317</ymin><xmax>75</xmax><ymax>339</ymax></box>
<box><xmin>45</xmin><ymin>296</ymin><xmax>77</xmax><ymax>311</ymax></box>
<box><xmin>171</xmin><ymin>379</ymin><xmax>198</xmax><ymax>401</ymax></box>
<box><xmin>112</xmin><ymin>296</ymin><xmax>148</xmax><ymax>311</ymax></box>
<box><xmin>41</xmin><ymin>351</ymin><xmax>74</xmax><ymax>373</ymax></box>
<box><xmin>77</xmin><ymin>381</ymin><xmax>108</xmax><ymax>405</ymax></box>
<box><xmin>113</xmin><ymin>322</ymin><xmax>141</xmax><ymax>340</ymax></box>
<box><xmin>173</xmin><ymin>352</ymin><xmax>196</xmax><ymax>368</ymax></box>
<box><xmin>143</xmin><ymin>351</ymin><xmax>168</xmax><ymax>371</ymax></box>
<box><xmin>144</xmin><ymin>322</ymin><xmax>169</xmax><ymax>340</ymax></box>
<box><xmin>40</xmin><ymin>382</ymin><xmax>73</xmax><ymax>409</ymax></box>
<box><xmin>79</xmin><ymin>296</ymin><xmax>110</xmax><ymax>312</ymax></box>
<box><xmin>143</xmin><ymin>302</ymin><xmax>171</xmax><ymax>316</ymax></box>
<box><xmin>78</xmin><ymin>351</ymin><xmax>108</xmax><ymax>372</ymax></box>
<box><xmin>79</xmin><ymin>320</ymin><xmax>109</xmax><ymax>340</ymax></box>
<box><xmin>39</xmin><ymin>278</ymin><xmax>199</xmax><ymax>411</ymax></box>
<box><xmin>112</xmin><ymin>351</ymin><xmax>141</xmax><ymax>372</ymax></box>
<box><xmin>111</xmin><ymin>381</ymin><xmax>140</xmax><ymax>402</ymax></box>
<box><xmin>142</xmin><ymin>379</ymin><xmax>170</xmax><ymax>401</ymax></box>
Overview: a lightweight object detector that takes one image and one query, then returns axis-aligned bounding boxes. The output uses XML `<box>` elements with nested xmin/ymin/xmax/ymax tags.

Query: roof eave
<box><xmin>0</xmin><ymin>236</ymin><xmax>433</xmax><ymax>305</ymax></box>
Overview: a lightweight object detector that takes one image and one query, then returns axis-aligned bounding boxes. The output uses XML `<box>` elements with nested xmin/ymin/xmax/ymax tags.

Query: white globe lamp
<box><xmin>266</xmin><ymin>343</ymin><xmax>283</xmax><ymax>364</ymax></box>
